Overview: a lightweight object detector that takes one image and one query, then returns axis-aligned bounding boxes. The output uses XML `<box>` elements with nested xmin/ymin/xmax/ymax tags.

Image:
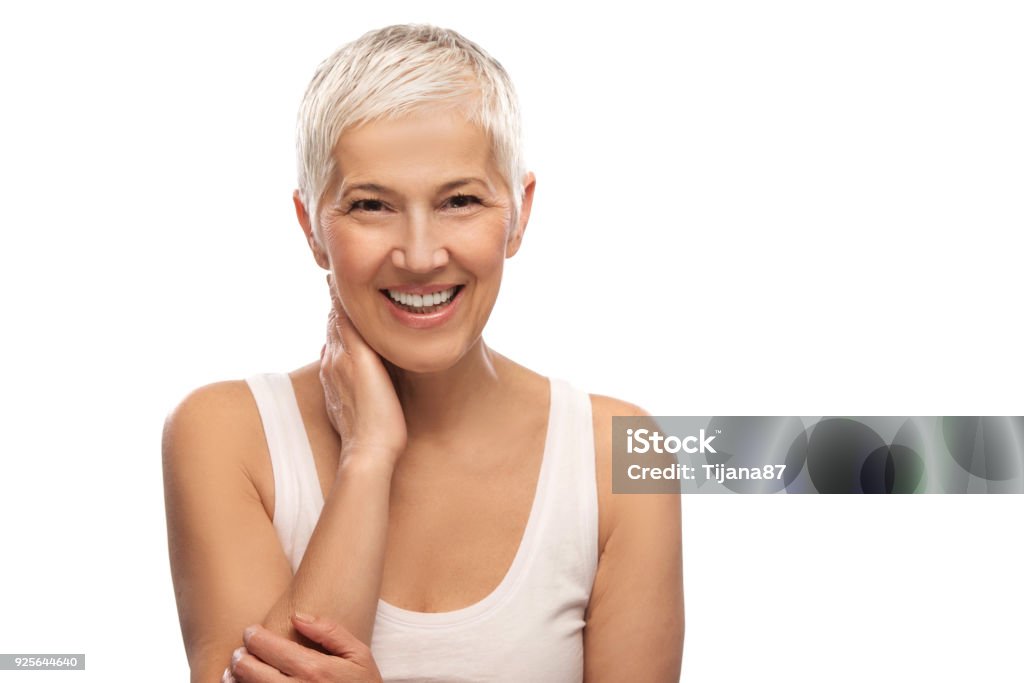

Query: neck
<box><xmin>385</xmin><ymin>337</ymin><xmax>505</xmax><ymax>440</ymax></box>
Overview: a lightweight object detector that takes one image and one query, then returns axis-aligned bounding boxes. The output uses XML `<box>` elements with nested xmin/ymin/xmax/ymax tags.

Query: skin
<box><xmin>162</xmin><ymin>104</ymin><xmax>684</xmax><ymax>683</ymax></box>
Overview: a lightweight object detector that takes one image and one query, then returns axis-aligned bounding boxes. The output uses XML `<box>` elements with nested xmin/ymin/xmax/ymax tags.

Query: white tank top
<box><xmin>244</xmin><ymin>372</ymin><xmax>599</xmax><ymax>682</ymax></box>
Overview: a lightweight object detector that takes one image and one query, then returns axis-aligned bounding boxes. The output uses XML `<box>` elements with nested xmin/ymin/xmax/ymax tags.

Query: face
<box><xmin>295</xmin><ymin>106</ymin><xmax>535</xmax><ymax>374</ymax></box>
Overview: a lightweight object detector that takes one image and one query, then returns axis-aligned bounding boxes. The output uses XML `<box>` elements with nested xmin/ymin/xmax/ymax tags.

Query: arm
<box><xmin>583</xmin><ymin>401</ymin><xmax>684</xmax><ymax>682</ymax></box>
<box><xmin>163</xmin><ymin>380</ymin><xmax>292</xmax><ymax>682</ymax></box>
<box><xmin>260</xmin><ymin>453</ymin><xmax>394</xmax><ymax>641</ymax></box>
<box><xmin>162</xmin><ymin>382</ymin><xmax>394</xmax><ymax>682</ymax></box>
<box><xmin>165</xmin><ymin>276</ymin><xmax>406</xmax><ymax>682</ymax></box>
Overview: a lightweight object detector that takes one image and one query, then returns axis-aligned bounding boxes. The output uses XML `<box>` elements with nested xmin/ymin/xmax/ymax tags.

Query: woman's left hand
<box><xmin>225</xmin><ymin>614</ymin><xmax>383</xmax><ymax>682</ymax></box>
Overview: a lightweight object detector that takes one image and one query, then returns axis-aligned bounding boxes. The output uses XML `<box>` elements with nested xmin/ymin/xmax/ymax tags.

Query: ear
<box><xmin>293</xmin><ymin>189</ymin><xmax>330</xmax><ymax>270</ymax></box>
<box><xmin>505</xmin><ymin>172</ymin><xmax>536</xmax><ymax>259</ymax></box>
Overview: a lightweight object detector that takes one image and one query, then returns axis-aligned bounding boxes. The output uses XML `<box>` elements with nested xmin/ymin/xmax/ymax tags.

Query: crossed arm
<box><xmin>162</xmin><ymin>385</ymin><xmax>683</xmax><ymax>682</ymax></box>
<box><xmin>162</xmin><ymin>380</ymin><xmax>392</xmax><ymax>682</ymax></box>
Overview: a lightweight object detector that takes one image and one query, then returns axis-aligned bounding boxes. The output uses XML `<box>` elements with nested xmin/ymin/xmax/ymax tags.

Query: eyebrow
<box><xmin>339</xmin><ymin>177</ymin><xmax>489</xmax><ymax>198</ymax></box>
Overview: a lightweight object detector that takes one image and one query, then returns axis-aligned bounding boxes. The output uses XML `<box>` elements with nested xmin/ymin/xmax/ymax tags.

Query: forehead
<box><xmin>333</xmin><ymin>108</ymin><xmax>499</xmax><ymax>190</ymax></box>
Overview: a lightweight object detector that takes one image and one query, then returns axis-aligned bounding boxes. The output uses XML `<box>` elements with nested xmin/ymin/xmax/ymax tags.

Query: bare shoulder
<box><xmin>589</xmin><ymin>394</ymin><xmax>649</xmax><ymax>421</ymax></box>
<box><xmin>164</xmin><ymin>378</ymin><xmax>258</xmax><ymax>420</ymax></box>
<box><xmin>583</xmin><ymin>393</ymin><xmax>684</xmax><ymax>681</ymax></box>
<box><xmin>161</xmin><ymin>378</ymin><xmax>294</xmax><ymax>678</ymax></box>
<box><xmin>162</xmin><ymin>379</ymin><xmax>264</xmax><ymax>463</ymax></box>
<box><xmin>161</xmin><ymin>378</ymin><xmax>270</xmax><ymax>513</ymax></box>
<box><xmin>587</xmin><ymin>394</ymin><xmax>663</xmax><ymax>557</ymax></box>
<box><xmin>588</xmin><ymin>393</ymin><xmax>650</xmax><ymax>470</ymax></box>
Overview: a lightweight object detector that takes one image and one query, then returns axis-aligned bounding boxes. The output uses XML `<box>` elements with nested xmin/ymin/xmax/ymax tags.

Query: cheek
<box><xmin>457</xmin><ymin>225</ymin><xmax>510</xmax><ymax>277</ymax></box>
<box><xmin>325</xmin><ymin>236</ymin><xmax>388</xmax><ymax>319</ymax></box>
<box><xmin>329</xmin><ymin>233</ymin><xmax>387</xmax><ymax>283</ymax></box>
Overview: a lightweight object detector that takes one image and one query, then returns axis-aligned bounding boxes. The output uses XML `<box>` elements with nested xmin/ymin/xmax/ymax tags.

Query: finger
<box><xmin>290</xmin><ymin>614</ymin><xmax>368</xmax><ymax>660</ymax></box>
<box><xmin>327</xmin><ymin>272</ymin><xmax>346</xmax><ymax>318</ymax></box>
<box><xmin>326</xmin><ymin>281</ymin><xmax>372</xmax><ymax>359</ymax></box>
<box><xmin>325</xmin><ymin>305</ymin><xmax>343</xmax><ymax>353</ymax></box>
<box><xmin>325</xmin><ymin>289</ymin><xmax>341</xmax><ymax>343</ymax></box>
<box><xmin>241</xmin><ymin>624</ymin><xmax>334</xmax><ymax>679</ymax></box>
<box><xmin>324</xmin><ymin>274</ymin><xmax>353</xmax><ymax>347</ymax></box>
<box><xmin>229</xmin><ymin>645</ymin><xmax>290</xmax><ymax>683</ymax></box>
<box><xmin>328</xmin><ymin>280</ymin><xmax>352</xmax><ymax>334</ymax></box>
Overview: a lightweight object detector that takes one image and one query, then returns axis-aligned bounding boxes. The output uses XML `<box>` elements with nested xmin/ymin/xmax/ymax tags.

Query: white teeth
<box><xmin>385</xmin><ymin>286</ymin><xmax>459</xmax><ymax>310</ymax></box>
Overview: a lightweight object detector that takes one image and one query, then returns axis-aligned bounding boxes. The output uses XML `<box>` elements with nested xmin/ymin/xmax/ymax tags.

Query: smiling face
<box><xmin>297</xmin><ymin>106</ymin><xmax>535</xmax><ymax>373</ymax></box>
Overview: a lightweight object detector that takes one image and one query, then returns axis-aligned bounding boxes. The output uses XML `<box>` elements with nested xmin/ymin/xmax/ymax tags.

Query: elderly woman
<box><xmin>163</xmin><ymin>24</ymin><xmax>683</xmax><ymax>683</ymax></box>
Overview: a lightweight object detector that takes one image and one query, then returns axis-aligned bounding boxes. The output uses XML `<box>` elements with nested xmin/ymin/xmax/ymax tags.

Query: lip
<box><xmin>380</xmin><ymin>285</ymin><xmax>465</xmax><ymax>330</ymax></box>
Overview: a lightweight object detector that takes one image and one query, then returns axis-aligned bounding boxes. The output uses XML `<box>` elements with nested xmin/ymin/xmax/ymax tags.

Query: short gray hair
<box><xmin>296</xmin><ymin>24</ymin><xmax>526</xmax><ymax>244</ymax></box>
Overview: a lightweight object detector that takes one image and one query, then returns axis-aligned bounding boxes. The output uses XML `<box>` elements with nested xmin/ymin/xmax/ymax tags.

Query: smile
<box><xmin>378</xmin><ymin>285</ymin><xmax>466</xmax><ymax>329</ymax></box>
<box><xmin>383</xmin><ymin>285</ymin><xmax>462</xmax><ymax>314</ymax></box>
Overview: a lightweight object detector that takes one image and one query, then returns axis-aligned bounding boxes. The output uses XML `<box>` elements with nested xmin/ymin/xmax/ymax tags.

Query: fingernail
<box><xmin>222</xmin><ymin>667</ymin><xmax>236</xmax><ymax>683</ymax></box>
<box><xmin>293</xmin><ymin>611</ymin><xmax>315</xmax><ymax>623</ymax></box>
<box><xmin>231</xmin><ymin>646</ymin><xmax>245</xmax><ymax>665</ymax></box>
<box><xmin>243</xmin><ymin>625</ymin><xmax>257</xmax><ymax>644</ymax></box>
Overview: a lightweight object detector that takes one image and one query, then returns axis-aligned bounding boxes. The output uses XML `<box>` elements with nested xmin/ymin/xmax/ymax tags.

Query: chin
<box><xmin>376</xmin><ymin>336</ymin><xmax>473</xmax><ymax>375</ymax></box>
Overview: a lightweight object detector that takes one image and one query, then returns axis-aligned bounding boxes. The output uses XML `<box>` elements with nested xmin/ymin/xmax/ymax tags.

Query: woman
<box><xmin>163</xmin><ymin>24</ymin><xmax>683</xmax><ymax>682</ymax></box>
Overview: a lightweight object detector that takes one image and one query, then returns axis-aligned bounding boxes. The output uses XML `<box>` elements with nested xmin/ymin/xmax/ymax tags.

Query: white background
<box><xmin>1</xmin><ymin>1</ymin><xmax>1022</xmax><ymax>681</ymax></box>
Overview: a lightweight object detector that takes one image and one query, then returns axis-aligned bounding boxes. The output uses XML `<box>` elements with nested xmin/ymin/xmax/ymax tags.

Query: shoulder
<box><xmin>161</xmin><ymin>381</ymin><xmax>296</xmax><ymax>677</ymax></box>
<box><xmin>587</xmin><ymin>394</ymin><xmax>648</xmax><ymax>480</ymax></box>
<box><xmin>161</xmin><ymin>378</ymin><xmax>269</xmax><ymax>506</ymax></box>
<box><xmin>162</xmin><ymin>378</ymin><xmax>263</xmax><ymax>458</ymax></box>
<box><xmin>588</xmin><ymin>393</ymin><xmax>649</xmax><ymax>463</ymax></box>
<box><xmin>582</xmin><ymin>393</ymin><xmax>684</xmax><ymax>679</ymax></box>
<box><xmin>589</xmin><ymin>393</ymin><xmax>648</xmax><ymax>421</ymax></box>
<box><xmin>586</xmin><ymin>394</ymin><xmax>674</xmax><ymax>558</ymax></box>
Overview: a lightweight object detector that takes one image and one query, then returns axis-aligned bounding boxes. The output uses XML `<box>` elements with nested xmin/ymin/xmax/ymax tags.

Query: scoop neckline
<box><xmin>280</xmin><ymin>374</ymin><xmax>561</xmax><ymax>630</ymax></box>
<box><xmin>285</xmin><ymin>373</ymin><xmax>560</xmax><ymax>629</ymax></box>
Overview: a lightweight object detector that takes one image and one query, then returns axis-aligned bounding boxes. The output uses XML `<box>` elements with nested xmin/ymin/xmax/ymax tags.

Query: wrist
<box><xmin>337</xmin><ymin>447</ymin><xmax>397</xmax><ymax>478</ymax></box>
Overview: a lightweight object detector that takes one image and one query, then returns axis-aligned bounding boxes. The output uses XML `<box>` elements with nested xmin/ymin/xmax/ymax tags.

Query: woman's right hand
<box><xmin>321</xmin><ymin>272</ymin><xmax>407</xmax><ymax>470</ymax></box>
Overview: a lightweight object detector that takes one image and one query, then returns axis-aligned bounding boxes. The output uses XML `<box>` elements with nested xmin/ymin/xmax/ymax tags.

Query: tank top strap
<box><xmin>244</xmin><ymin>372</ymin><xmax>323</xmax><ymax>573</ymax></box>
<box><xmin>543</xmin><ymin>378</ymin><xmax>599</xmax><ymax>584</ymax></box>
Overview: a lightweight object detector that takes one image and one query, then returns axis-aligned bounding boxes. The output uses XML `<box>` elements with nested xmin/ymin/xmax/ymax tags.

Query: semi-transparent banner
<box><xmin>612</xmin><ymin>416</ymin><xmax>1024</xmax><ymax>493</ymax></box>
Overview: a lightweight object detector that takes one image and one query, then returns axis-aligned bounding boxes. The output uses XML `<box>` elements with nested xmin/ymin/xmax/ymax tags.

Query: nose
<box><xmin>390</xmin><ymin>209</ymin><xmax>449</xmax><ymax>273</ymax></box>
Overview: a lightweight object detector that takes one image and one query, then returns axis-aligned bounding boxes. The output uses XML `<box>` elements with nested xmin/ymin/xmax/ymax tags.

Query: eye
<box><xmin>445</xmin><ymin>194</ymin><xmax>482</xmax><ymax>210</ymax></box>
<box><xmin>345</xmin><ymin>198</ymin><xmax>388</xmax><ymax>213</ymax></box>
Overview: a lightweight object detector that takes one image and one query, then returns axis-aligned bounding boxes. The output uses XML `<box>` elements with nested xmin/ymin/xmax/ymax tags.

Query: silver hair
<box><xmin>296</xmin><ymin>24</ymin><xmax>527</xmax><ymax>244</ymax></box>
